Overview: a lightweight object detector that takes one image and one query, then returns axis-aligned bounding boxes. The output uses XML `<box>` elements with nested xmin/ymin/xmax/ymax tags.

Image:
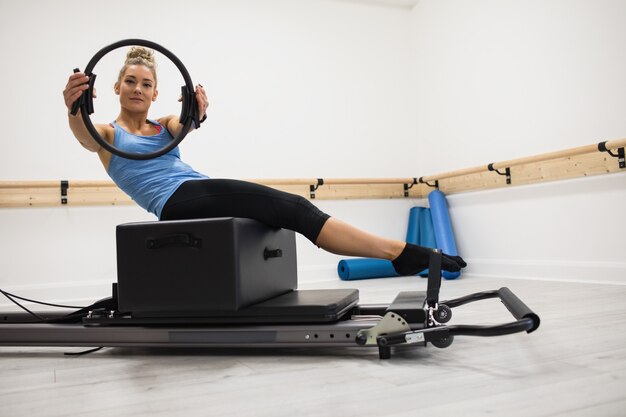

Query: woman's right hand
<box><xmin>63</xmin><ymin>71</ymin><xmax>90</xmax><ymax>113</ymax></box>
<box><xmin>64</xmin><ymin>70</ymin><xmax>110</xmax><ymax>154</ymax></box>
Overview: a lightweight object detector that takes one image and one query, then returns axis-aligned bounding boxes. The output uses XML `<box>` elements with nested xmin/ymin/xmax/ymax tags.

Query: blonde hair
<box><xmin>117</xmin><ymin>46</ymin><xmax>158</xmax><ymax>85</ymax></box>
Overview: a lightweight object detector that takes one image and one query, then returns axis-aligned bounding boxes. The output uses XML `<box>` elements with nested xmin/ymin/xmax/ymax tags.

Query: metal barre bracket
<box><xmin>418</xmin><ymin>177</ymin><xmax>439</xmax><ymax>188</ymax></box>
<box><xmin>403</xmin><ymin>178</ymin><xmax>418</xmax><ymax>197</ymax></box>
<box><xmin>598</xmin><ymin>141</ymin><xmax>625</xmax><ymax>169</ymax></box>
<box><xmin>488</xmin><ymin>164</ymin><xmax>511</xmax><ymax>184</ymax></box>
<box><xmin>309</xmin><ymin>178</ymin><xmax>324</xmax><ymax>199</ymax></box>
<box><xmin>60</xmin><ymin>180</ymin><xmax>69</xmax><ymax>205</ymax></box>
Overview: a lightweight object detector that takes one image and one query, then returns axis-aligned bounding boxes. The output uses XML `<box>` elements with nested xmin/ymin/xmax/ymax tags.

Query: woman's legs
<box><xmin>163</xmin><ymin>179</ymin><xmax>403</xmax><ymax>257</ymax></box>
<box><xmin>161</xmin><ymin>179</ymin><xmax>330</xmax><ymax>243</ymax></box>
<box><xmin>315</xmin><ymin>217</ymin><xmax>405</xmax><ymax>260</ymax></box>
<box><xmin>316</xmin><ymin>217</ymin><xmax>465</xmax><ymax>273</ymax></box>
<box><xmin>161</xmin><ymin>179</ymin><xmax>466</xmax><ymax>274</ymax></box>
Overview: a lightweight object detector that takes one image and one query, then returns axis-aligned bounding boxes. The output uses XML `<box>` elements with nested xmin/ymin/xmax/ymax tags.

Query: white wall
<box><xmin>450</xmin><ymin>173</ymin><xmax>626</xmax><ymax>284</ymax></box>
<box><xmin>409</xmin><ymin>0</ymin><xmax>626</xmax><ymax>172</ymax></box>
<box><xmin>0</xmin><ymin>0</ymin><xmax>416</xmax><ymax>180</ymax></box>
<box><xmin>408</xmin><ymin>0</ymin><xmax>626</xmax><ymax>283</ymax></box>
<box><xmin>0</xmin><ymin>0</ymin><xmax>418</xmax><ymax>307</ymax></box>
<box><xmin>1</xmin><ymin>0</ymin><xmax>625</xmax><ymax>309</ymax></box>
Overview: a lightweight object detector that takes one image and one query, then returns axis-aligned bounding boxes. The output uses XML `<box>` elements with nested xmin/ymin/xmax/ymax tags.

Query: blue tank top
<box><xmin>107</xmin><ymin>120</ymin><xmax>208</xmax><ymax>218</ymax></box>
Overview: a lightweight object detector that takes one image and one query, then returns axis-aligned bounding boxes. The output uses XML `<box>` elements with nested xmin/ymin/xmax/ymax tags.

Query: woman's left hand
<box><xmin>196</xmin><ymin>84</ymin><xmax>209</xmax><ymax>122</ymax></box>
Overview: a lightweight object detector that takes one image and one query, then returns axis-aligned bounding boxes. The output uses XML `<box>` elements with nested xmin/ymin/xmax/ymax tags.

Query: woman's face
<box><xmin>115</xmin><ymin>64</ymin><xmax>158</xmax><ymax>113</ymax></box>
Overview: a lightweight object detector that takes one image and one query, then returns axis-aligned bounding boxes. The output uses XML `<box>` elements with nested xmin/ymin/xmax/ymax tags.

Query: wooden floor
<box><xmin>1</xmin><ymin>275</ymin><xmax>625</xmax><ymax>417</ymax></box>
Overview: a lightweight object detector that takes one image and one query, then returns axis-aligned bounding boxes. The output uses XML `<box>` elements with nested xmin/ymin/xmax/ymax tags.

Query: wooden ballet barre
<box><xmin>490</xmin><ymin>138</ymin><xmax>626</xmax><ymax>171</ymax></box>
<box><xmin>419</xmin><ymin>138</ymin><xmax>626</xmax><ymax>184</ymax></box>
<box><xmin>0</xmin><ymin>137</ymin><xmax>624</xmax><ymax>207</ymax></box>
<box><xmin>0</xmin><ymin>178</ymin><xmax>426</xmax><ymax>208</ymax></box>
<box><xmin>0</xmin><ymin>180</ymin><xmax>117</xmax><ymax>189</ymax></box>
<box><xmin>254</xmin><ymin>178</ymin><xmax>421</xmax><ymax>199</ymax></box>
<box><xmin>0</xmin><ymin>178</ymin><xmax>418</xmax><ymax>189</ymax></box>
<box><xmin>255</xmin><ymin>178</ymin><xmax>416</xmax><ymax>186</ymax></box>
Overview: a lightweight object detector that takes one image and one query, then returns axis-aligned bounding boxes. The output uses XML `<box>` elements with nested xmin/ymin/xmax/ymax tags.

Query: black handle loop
<box><xmin>263</xmin><ymin>248</ymin><xmax>283</xmax><ymax>260</ymax></box>
<box><xmin>71</xmin><ymin>39</ymin><xmax>199</xmax><ymax>160</ymax></box>
<box><xmin>426</xmin><ymin>250</ymin><xmax>442</xmax><ymax>307</ymax></box>
<box><xmin>146</xmin><ymin>233</ymin><xmax>201</xmax><ymax>249</ymax></box>
<box><xmin>70</xmin><ymin>68</ymin><xmax>82</xmax><ymax>115</ymax></box>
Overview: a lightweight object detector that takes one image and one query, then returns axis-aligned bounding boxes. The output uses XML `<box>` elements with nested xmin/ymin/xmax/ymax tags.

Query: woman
<box><xmin>63</xmin><ymin>47</ymin><xmax>466</xmax><ymax>276</ymax></box>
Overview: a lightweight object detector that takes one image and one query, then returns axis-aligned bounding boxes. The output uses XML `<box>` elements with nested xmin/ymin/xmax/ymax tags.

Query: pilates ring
<box><xmin>70</xmin><ymin>39</ymin><xmax>201</xmax><ymax>160</ymax></box>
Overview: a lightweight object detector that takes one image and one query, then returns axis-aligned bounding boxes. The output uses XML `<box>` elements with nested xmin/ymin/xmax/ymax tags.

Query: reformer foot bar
<box><xmin>0</xmin><ymin>261</ymin><xmax>539</xmax><ymax>360</ymax></box>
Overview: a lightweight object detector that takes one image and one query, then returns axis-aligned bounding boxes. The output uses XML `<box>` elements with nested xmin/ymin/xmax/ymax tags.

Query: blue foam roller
<box><xmin>418</xmin><ymin>208</ymin><xmax>437</xmax><ymax>277</ymax></box>
<box><xmin>419</xmin><ymin>208</ymin><xmax>437</xmax><ymax>248</ymax></box>
<box><xmin>337</xmin><ymin>258</ymin><xmax>399</xmax><ymax>281</ymax></box>
<box><xmin>406</xmin><ymin>207</ymin><xmax>426</xmax><ymax>244</ymax></box>
<box><xmin>428</xmin><ymin>189</ymin><xmax>461</xmax><ymax>279</ymax></box>
<box><xmin>338</xmin><ymin>207</ymin><xmax>425</xmax><ymax>280</ymax></box>
<box><xmin>405</xmin><ymin>207</ymin><xmax>433</xmax><ymax>276</ymax></box>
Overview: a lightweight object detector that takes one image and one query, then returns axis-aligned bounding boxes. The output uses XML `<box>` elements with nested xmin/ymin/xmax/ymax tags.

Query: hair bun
<box><xmin>117</xmin><ymin>46</ymin><xmax>158</xmax><ymax>86</ymax></box>
<box><xmin>125</xmin><ymin>46</ymin><xmax>156</xmax><ymax>66</ymax></box>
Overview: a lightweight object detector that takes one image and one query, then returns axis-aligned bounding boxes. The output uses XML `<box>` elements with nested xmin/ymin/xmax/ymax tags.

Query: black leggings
<box><xmin>160</xmin><ymin>179</ymin><xmax>331</xmax><ymax>244</ymax></box>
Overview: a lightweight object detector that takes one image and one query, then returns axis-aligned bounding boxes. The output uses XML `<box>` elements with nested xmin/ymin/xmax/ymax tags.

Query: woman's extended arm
<box><xmin>158</xmin><ymin>84</ymin><xmax>209</xmax><ymax>137</ymax></box>
<box><xmin>63</xmin><ymin>71</ymin><xmax>113</xmax><ymax>152</ymax></box>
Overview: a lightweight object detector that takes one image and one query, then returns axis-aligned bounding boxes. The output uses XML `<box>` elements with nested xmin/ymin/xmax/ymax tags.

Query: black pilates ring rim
<box><xmin>75</xmin><ymin>39</ymin><xmax>198</xmax><ymax>160</ymax></box>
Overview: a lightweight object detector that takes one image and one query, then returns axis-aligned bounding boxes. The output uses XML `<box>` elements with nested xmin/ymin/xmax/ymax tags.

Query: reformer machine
<box><xmin>0</xmin><ymin>40</ymin><xmax>539</xmax><ymax>358</ymax></box>
<box><xmin>0</xmin><ymin>217</ymin><xmax>539</xmax><ymax>359</ymax></box>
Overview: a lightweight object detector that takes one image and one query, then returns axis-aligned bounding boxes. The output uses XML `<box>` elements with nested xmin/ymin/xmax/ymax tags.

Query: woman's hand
<box><xmin>63</xmin><ymin>72</ymin><xmax>97</xmax><ymax>114</ymax></box>
<box><xmin>178</xmin><ymin>84</ymin><xmax>209</xmax><ymax>123</ymax></box>
<box><xmin>64</xmin><ymin>70</ymin><xmax>109</xmax><ymax>153</ymax></box>
<box><xmin>63</xmin><ymin>72</ymin><xmax>89</xmax><ymax>113</ymax></box>
<box><xmin>196</xmin><ymin>84</ymin><xmax>209</xmax><ymax>120</ymax></box>
<box><xmin>161</xmin><ymin>83</ymin><xmax>209</xmax><ymax>136</ymax></box>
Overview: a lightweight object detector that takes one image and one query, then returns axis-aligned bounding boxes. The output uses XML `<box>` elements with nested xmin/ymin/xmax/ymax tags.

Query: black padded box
<box><xmin>116</xmin><ymin>218</ymin><xmax>298</xmax><ymax>317</ymax></box>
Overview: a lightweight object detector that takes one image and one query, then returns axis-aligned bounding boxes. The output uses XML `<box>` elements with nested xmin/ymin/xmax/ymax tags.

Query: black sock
<box><xmin>392</xmin><ymin>243</ymin><xmax>467</xmax><ymax>276</ymax></box>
